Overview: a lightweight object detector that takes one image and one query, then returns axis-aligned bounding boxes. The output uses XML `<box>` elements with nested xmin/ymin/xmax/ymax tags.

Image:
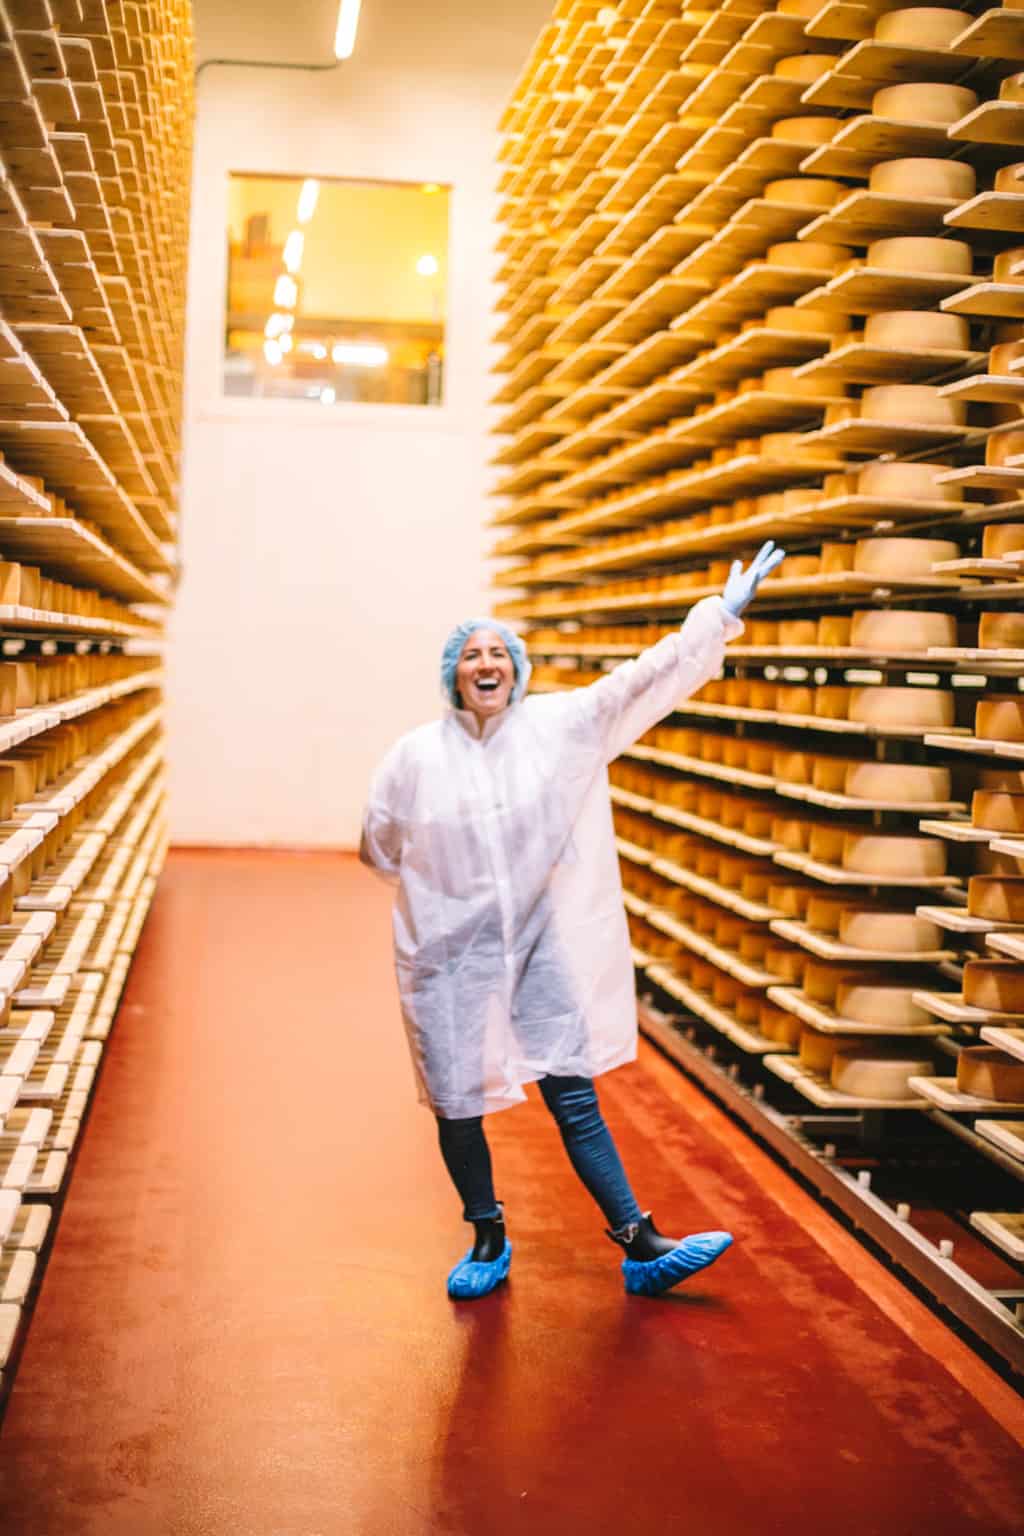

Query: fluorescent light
<box><xmin>334</xmin><ymin>0</ymin><xmax>362</xmax><ymax>59</ymax></box>
<box><xmin>320</xmin><ymin>386</ymin><xmax>337</xmax><ymax>405</ymax></box>
<box><xmin>274</xmin><ymin>273</ymin><xmax>298</xmax><ymax>308</ymax></box>
<box><xmin>298</xmin><ymin>341</ymin><xmax>328</xmax><ymax>360</ymax></box>
<box><xmin>279</xmin><ymin>332</ymin><xmax>294</xmax><ymax>354</ymax></box>
<box><xmin>264</xmin><ymin>312</ymin><xmax>294</xmax><ymax>338</ymax></box>
<box><xmin>332</xmin><ymin>342</ymin><xmax>388</xmax><ymax>368</ymax></box>
<box><xmin>263</xmin><ymin>339</ymin><xmax>282</xmax><ymax>365</ymax></box>
<box><xmin>283</xmin><ymin>231</ymin><xmax>305</xmax><ymax>273</ymax></box>
<box><xmin>416</xmin><ymin>253</ymin><xmax>439</xmax><ymax>277</ymax></box>
<box><xmin>297</xmin><ymin>178</ymin><xmax>319</xmax><ymax>224</ymax></box>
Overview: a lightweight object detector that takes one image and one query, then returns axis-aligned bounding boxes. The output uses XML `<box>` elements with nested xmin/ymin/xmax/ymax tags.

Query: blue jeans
<box><xmin>436</xmin><ymin>1075</ymin><xmax>643</xmax><ymax>1232</ymax></box>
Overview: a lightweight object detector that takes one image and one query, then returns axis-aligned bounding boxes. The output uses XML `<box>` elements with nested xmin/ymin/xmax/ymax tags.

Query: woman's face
<box><xmin>455</xmin><ymin>629</ymin><xmax>516</xmax><ymax>719</ymax></box>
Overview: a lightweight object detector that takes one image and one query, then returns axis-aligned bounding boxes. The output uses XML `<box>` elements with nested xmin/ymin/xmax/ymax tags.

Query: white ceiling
<box><xmin>194</xmin><ymin>0</ymin><xmax>554</xmax><ymax>82</ymax></box>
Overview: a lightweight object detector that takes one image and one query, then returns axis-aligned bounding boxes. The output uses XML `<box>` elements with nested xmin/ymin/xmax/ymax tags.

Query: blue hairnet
<box><xmin>441</xmin><ymin>618</ymin><xmax>531</xmax><ymax>708</ymax></box>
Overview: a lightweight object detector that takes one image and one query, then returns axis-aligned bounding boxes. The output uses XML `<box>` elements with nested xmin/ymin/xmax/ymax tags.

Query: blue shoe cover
<box><xmin>446</xmin><ymin>1239</ymin><xmax>512</xmax><ymax>1300</ymax></box>
<box><xmin>623</xmin><ymin>1230</ymin><xmax>733</xmax><ymax>1297</ymax></box>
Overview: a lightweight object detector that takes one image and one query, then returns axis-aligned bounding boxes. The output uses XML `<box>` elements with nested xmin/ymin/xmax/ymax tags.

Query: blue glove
<box><xmin>722</xmin><ymin>540</ymin><xmax>786</xmax><ymax>618</ymax></box>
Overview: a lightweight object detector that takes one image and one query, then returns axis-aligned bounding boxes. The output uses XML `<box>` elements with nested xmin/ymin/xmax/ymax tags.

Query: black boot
<box><xmin>470</xmin><ymin>1203</ymin><xmax>507</xmax><ymax>1262</ymax></box>
<box><xmin>606</xmin><ymin>1212</ymin><xmax>680</xmax><ymax>1261</ymax></box>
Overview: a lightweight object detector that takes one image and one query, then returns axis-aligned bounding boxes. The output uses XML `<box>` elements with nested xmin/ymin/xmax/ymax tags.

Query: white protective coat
<box><xmin>360</xmin><ymin>596</ymin><xmax>743</xmax><ymax>1118</ymax></box>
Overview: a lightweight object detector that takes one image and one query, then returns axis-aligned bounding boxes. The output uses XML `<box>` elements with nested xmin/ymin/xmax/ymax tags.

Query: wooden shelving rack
<box><xmin>494</xmin><ymin>0</ymin><xmax>1024</xmax><ymax>1374</ymax></box>
<box><xmin>0</xmin><ymin>0</ymin><xmax>191</xmax><ymax>1394</ymax></box>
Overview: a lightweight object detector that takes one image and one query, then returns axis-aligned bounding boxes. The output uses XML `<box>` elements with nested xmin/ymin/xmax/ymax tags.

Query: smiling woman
<box><xmin>224</xmin><ymin>172</ymin><xmax>450</xmax><ymax>406</ymax></box>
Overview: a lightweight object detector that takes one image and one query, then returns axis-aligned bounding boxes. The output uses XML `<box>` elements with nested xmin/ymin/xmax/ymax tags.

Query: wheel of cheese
<box><xmin>696</xmin><ymin>847</ymin><xmax>721</xmax><ymax>879</ymax></box>
<box><xmin>746</xmin><ymin>742</ymin><xmax>776</xmax><ymax>774</ymax></box>
<box><xmin>963</xmin><ymin>960</ymin><xmax>1024</xmax><ymax>1014</ymax></box>
<box><xmin>844</xmin><ymin>761</ymin><xmax>952</xmax><ymax>804</ymax></box>
<box><xmin>809</xmin><ymin>824</ymin><xmax>846</xmax><ymax>864</ymax></box>
<box><xmin>770</xmin><ymin>117</ymin><xmax>837</xmax><ymax>146</ymax></box>
<box><xmin>812</xmin><ymin>755</ymin><xmax>860</xmax><ymax>791</ymax></box>
<box><xmin>770</xmin><ymin>882</ymin><xmax>812</xmax><ymax>918</ymax></box>
<box><xmin>824</xmin><ymin>471</ymin><xmax>859</xmax><ymax>499</ymax></box>
<box><xmin>773</xmin><ymin>54</ymin><xmax>835</xmax><ymax>82</ymax></box>
<box><xmin>979</xmin><ymin>611</ymin><xmax>1024</xmax><ymax>651</ymax></box>
<box><xmin>867</xmin><ymin>237</ymin><xmax>972</xmax><ymax>276</ymax></box>
<box><xmin>868</xmin><ymin>158</ymin><xmax>976</xmax><ymax>200</ymax></box>
<box><xmin>860</xmin><ymin>384</ymin><xmax>967</xmax><ymax>426</ymax></box>
<box><xmin>853</xmin><ymin>536</ymin><xmax>959</xmax><ymax>577</ymax></box>
<box><xmin>871</xmin><ymin>82</ymin><xmax>978</xmax><ymax>126</ymax></box>
<box><xmin>778</xmin><ymin>0</ymin><xmax>825</xmax><ymax>16</ymax></box>
<box><xmin>850</xmin><ymin>609</ymin><xmax>957</xmax><ymax>650</ymax></box>
<box><xmin>824</xmin><ymin>402</ymin><xmax>858</xmax><ymax>428</ymax></box>
<box><xmin>836</xmin><ymin>981</ymin><xmax>933</xmax><ymax>1029</ymax></box>
<box><xmin>818</xmin><ymin>615</ymin><xmax>853</xmax><ymax>646</ymax></box>
<box><xmin>815</xmin><ymin>687</ymin><xmax>852</xmax><ymax>719</ymax></box>
<box><xmin>972</xmin><ymin>791</ymin><xmax>1024</xmax><ymax>832</ymax></box>
<box><xmin>856</xmin><ymin>461</ymin><xmax>959</xmax><ymax>502</ymax></box>
<box><xmin>839</xmin><ymin>909</ymin><xmax>942</xmax><ymax>953</ymax></box>
<box><xmin>995</xmin><ymin>163</ymin><xmax>1024</xmax><ymax>195</ymax></box>
<box><xmin>698</xmin><ymin>787</ymin><xmax>723</xmax><ymax>819</ymax></box>
<box><xmin>1001</xmin><ymin>72</ymin><xmax>1024</xmax><ymax>103</ymax></box>
<box><xmin>774</xmin><ymin>815</ymin><xmax>813</xmax><ymax>851</ymax></box>
<box><xmin>987</xmin><ymin>428</ymin><xmax>1024</xmax><ymax>465</ymax></box>
<box><xmin>819</xmin><ymin>543</ymin><xmax>855</xmax><ymax>575</ymax></box>
<box><xmin>842</xmin><ymin>831</ymin><xmax>947</xmax><ymax>877</ymax></box>
<box><xmin>804</xmin><ymin>960</ymin><xmax>866</xmax><ymax>1004</ymax></box>
<box><xmin>778</xmin><ymin>554</ymin><xmax>821</xmax><ymax>579</ymax></box>
<box><xmin>712</xmin><ymin>972</ymin><xmax>741</xmax><ymax>1008</ymax></box>
<box><xmin>735</xmin><ymin>991</ymin><xmax>762</xmax><ymax>1028</ymax></box>
<box><xmin>724</xmin><ymin>679</ymin><xmax>751</xmax><ymax>707</ymax></box>
<box><xmin>967</xmin><ymin>876</ymin><xmax>1024</xmax><ymax>921</ymax></box>
<box><xmin>741</xmin><ymin>868</ymin><xmax>774</xmax><ymax>901</ymax></box>
<box><xmin>778</xmin><ymin>618</ymin><xmax>819</xmax><ymax>646</ymax></box>
<box><xmin>804</xmin><ymin>892</ymin><xmax>848</xmax><ymax>934</ymax></box>
<box><xmin>864</xmin><ymin>311</ymin><xmax>970</xmax><ymax>352</ymax></box>
<box><xmin>848</xmin><ymin>685</ymin><xmax>955</xmax><ymax>729</ymax></box>
<box><xmin>831</xmin><ymin>1048</ymin><xmax>935</xmax><ymax>1100</ymax></box>
<box><xmin>764</xmin><ymin>307</ymin><xmax>850</xmax><ymax>337</ymax></box>
<box><xmin>766</xmin><ymin>946</ymin><xmax>806</xmax><ymax>984</ymax></box>
<box><xmin>873</xmin><ymin>8</ymin><xmax>968</xmax><ymax>45</ymax></box>
<box><xmin>800</xmin><ymin>1029</ymin><xmax>840</xmax><ymax>1073</ymax></box>
<box><xmin>767</xmin><ymin>241</ymin><xmax>852</xmax><ymax>271</ymax></box>
<box><xmin>749</xmin><ymin>620</ymin><xmax>779</xmax><ymax>645</ymax></box>
<box><xmin>743</xmin><ymin>804</ymin><xmax>776</xmax><ymax>837</ymax></box>
<box><xmin>749</xmin><ymin>679</ymin><xmax>778</xmax><ymax>709</ymax></box>
<box><xmin>978</xmin><ymin>765</ymin><xmax>1024</xmax><ymax>792</ymax></box>
<box><xmin>956</xmin><ymin>1046</ymin><xmax>1024</xmax><ymax>1100</ymax></box>
<box><xmin>765</xmin><ymin>177</ymin><xmax>845</xmax><ymax>209</ymax></box>
<box><xmin>976</xmin><ymin>695</ymin><xmax>1024</xmax><ymax>742</ymax></box>
<box><xmin>774</xmin><ymin>748</ymin><xmax>814</xmax><ymax>784</ymax></box>
<box><xmin>982</xmin><ymin>524</ymin><xmax>1024</xmax><ymax>558</ymax></box>
<box><xmin>993</xmin><ymin>248</ymin><xmax>1024</xmax><ymax>285</ymax></box>
<box><xmin>990</xmin><ymin>339</ymin><xmax>1024</xmax><ymax>373</ymax></box>
<box><xmin>761</xmin><ymin>1005</ymin><xmax>803</xmax><ymax>1046</ymax></box>
<box><xmin>776</xmin><ymin>684</ymin><xmax>814</xmax><ymax>715</ymax></box>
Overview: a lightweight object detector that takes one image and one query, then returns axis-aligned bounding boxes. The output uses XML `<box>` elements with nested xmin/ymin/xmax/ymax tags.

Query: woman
<box><xmin>361</xmin><ymin>542</ymin><xmax>784</xmax><ymax>1301</ymax></box>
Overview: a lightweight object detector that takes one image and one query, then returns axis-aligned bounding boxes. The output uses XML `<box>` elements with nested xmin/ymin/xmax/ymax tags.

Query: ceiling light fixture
<box><xmin>263</xmin><ymin>339</ymin><xmax>283</xmax><ymax>365</ymax></box>
<box><xmin>416</xmin><ymin>253</ymin><xmax>439</xmax><ymax>277</ymax></box>
<box><xmin>274</xmin><ymin>273</ymin><xmax>299</xmax><ymax>308</ymax></box>
<box><xmin>334</xmin><ymin>0</ymin><xmax>363</xmax><ymax>60</ymax></box>
<box><xmin>264</xmin><ymin>313</ymin><xmax>294</xmax><ymax>338</ymax></box>
<box><xmin>283</xmin><ymin>231</ymin><xmax>305</xmax><ymax>272</ymax></box>
<box><xmin>297</xmin><ymin>180</ymin><xmax>320</xmax><ymax>224</ymax></box>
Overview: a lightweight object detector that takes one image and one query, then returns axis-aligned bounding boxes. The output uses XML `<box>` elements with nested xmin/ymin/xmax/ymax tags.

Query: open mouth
<box><xmin>474</xmin><ymin>678</ymin><xmax>501</xmax><ymax>695</ymax></box>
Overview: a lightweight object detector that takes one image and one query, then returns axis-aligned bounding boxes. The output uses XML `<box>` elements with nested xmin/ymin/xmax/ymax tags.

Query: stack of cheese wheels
<box><xmin>962</xmin><ymin>961</ymin><xmax>1024</xmax><ymax>1015</ymax></box>
<box><xmin>956</xmin><ymin>1047</ymin><xmax>1024</xmax><ymax>1101</ymax></box>
<box><xmin>831</xmin><ymin>1044</ymin><xmax>935</xmax><ymax>1100</ymax></box>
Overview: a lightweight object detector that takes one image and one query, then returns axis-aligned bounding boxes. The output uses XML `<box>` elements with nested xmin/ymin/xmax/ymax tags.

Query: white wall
<box><xmin>169</xmin><ymin>0</ymin><xmax>551</xmax><ymax>846</ymax></box>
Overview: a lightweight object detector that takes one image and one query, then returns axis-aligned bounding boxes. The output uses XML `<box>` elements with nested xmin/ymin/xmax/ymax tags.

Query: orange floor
<box><xmin>0</xmin><ymin>849</ymin><xmax>1021</xmax><ymax>1535</ymax></box>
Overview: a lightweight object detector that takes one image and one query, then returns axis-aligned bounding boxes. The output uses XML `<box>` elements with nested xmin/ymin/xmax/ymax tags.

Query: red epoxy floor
<box><xmin>0</xmin><ymin>849</ymin><xmax>1021</xmax><ymax>1535</ymax></box>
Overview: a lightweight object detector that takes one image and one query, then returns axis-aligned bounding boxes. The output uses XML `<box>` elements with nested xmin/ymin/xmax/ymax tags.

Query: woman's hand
<box><xmin>722</xmin><ymin>541</ymin><xmax>786</xmax><ymax>618</ymax></box>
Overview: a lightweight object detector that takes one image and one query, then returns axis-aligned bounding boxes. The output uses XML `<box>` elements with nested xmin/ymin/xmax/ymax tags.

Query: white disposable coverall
<box><xmin>360</xmin><ymin>595</ymin><xmax>743</xmax><ymax>1118</ymax></box>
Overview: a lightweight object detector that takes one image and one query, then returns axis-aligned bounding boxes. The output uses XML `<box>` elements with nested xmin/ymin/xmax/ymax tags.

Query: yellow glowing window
<box><xmin>225</xmin><ymin>173</ymin><xmax>450</xmax><ymax>407</ymax></box>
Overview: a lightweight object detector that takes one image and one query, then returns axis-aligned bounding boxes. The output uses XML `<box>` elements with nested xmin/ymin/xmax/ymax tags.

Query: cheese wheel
<box><xmin>968</xmin><ymin>876</ymin><xmax>1024</xmax><ymax>921</ymax></box>
<box><xmin>770</xmin><ymin>117</ymin><xmax>837</xmax><ymax>146</ymax></box>
<box><xmin>972</xmin><ymin>791</ymin><xmax>1024</xmax><ymax>832</ymax></box>
<box><xmin>818</xmin><ymin>615</ymin><xmax>852</xmax><ymax>646</ymax></box>
<box><xmin>867</xmin><ymin>237</ymin><xmax>972</xmax><ymax>276</ymax></box>
<box><xmin>976</xmin><ymin>695</ymin><xmax>1024</xmax><ymax>742</ymax></box>
<box><xmin>990</xmin><ymin>339</ymin><xmax>1024</xmax><ymax>374</ymax></box>
<box><xmin>767</xmin><ymin>241</ymin><xmax>852</xmax><ymax>270</ymax></box>
<box><xmin>1001</xmin><ymin>72</ymin><xmax>1024</xmax><ymax>103</ymax></box>
<box><xmin>774</xmin><ymin>749</ymin><xmax>813</xmax><ymax>784</ymax></box>
<box><xmin>842</xmin><ymin>831</ymin><xmax>947</xmax><ymax>877</ymax></box>
<box><xmin>963</xmin><ymin>960</ymin><xmax>1024</xmax><ymax>1014</ymax></box>
<box><xmin>773</xmin><ymin>54</ymin><xmax>835</xmax><ymax>82</ymax></box>
<box><xmin>746</xmin><ymin>742</ymin><xmax>776</xmax><ymax>773</ymax></box>
<box><xmin>764</xmin><ymin>306</ymin><xmax>850</xmax><ymax>337</ymax></box>
<box><xmin>778</xmin><ymin>0</ymin><xmax>825</xmax><ymax>16</ymax></box>
<box><xmin>839</xmin><ymin>909</ymin><xmax>942</xmax><ymax>953</ymax></box>
<box><xmin>808</xmin><ymin>824</ymin><xmax>846</xmax><ymax>864</ymax></box>
<box><xmin>853</xmin><ymin>536</ymin><xmax>959</xmax><ymax>577</ymax></box>
<box><xmin>873</xmin><ymin>7</ymin><xmax>967</xmax><ymax>46</ymax></box>
<box><xmin>806</xmin><ymin>893</ymin><xmax>850</xmax><ymax>934</ymax></box>
<box><xmin>743</xmin><ymin>804</ymin><xmax>775</xmax><ymax>836</ymax></box>
<box><xmin>812</xmin><ymin>755</ymin><xmax>860</xmax><ymax>791</ymax></box>
<box><xmin>836</xmin><ymin>981</ymin><xmax>933</xmax><ymax>1029</ymax></box>
<box><xmin>770</xmin><ymin>882</ymin><xmax>812</xmax><ymax>918</ymax></box>
<box><xmin>987</xmin><ymin>428</ymin><xmax>1024</xmax><ymax>466</ymax></box>
<box><xmin>815</xmin><ymin>687</ymin><xmax>851</xmax><ymax>719</ymax></box>
<box><xmin>749</xmin><ymin>680</ymin><xmax>778</xmax><ymax>709</ymax></box>
<box><xmin>766</xmin><ymin>947</ymin><xmax>805</xmax><ymax>984</ymax></box>
<box><xmin>804</xmin><ymin>960</ymin><xmax>866</xmax><ymax>1004</ymax></box>
<box><xmin>776</xmin><ymin>684</ymin><xmax>814</xmax><ymax>715</ymax></box>
<box><xmin>864</xmin><ymin>311</ymin><xmax>970</xmax><ymax>351</ymax></box>
<box><xmin>860</xmin><ymin>384</ymin><xmax>966</xmax><ymax>426</ymax></box>
<box><xmin>844</xmin><ymin>761</ymin><xmax>951</xmax><ymax>804</ymax></box>
<box><xmin>761</xmin><ymin>1005</ymin><xmax>803</xmax><ymax>1046</ymax></box>
<box><xmin>869</xmin><ymin>158</ymin><xmax>976</xmax><ymax>200</ymax></box>
<box><xmin>820</xmin><ymin>543</ymin><xmax>856</xmax><ymax>575</ymax></box>
<box><xmin>979</xmin><ymin>611</ymin><xmax>1024</xmax><ymax>652</ymax></box>
<box><xmin>778</xmin><ymin>554</ymin><xmax>820</xmax><ymax>579</ymax></box>
<box><xmin>831</xmin><ymin>1049</ymin><xmax>934</xmax><ymax>1100</ymax></box>
<box><xmin>978</xmin><ymin>766</ymin><xmax>1024</xmax><ymax>791</ymax></box>
<box><xmin>856</xmin><ymin>461</ymin><xmax>958</xmax><ymax>502</ymax></box>
<box><xmin>848</xmin><ymin>686</ymin><xmax>955</xmax><ymax>729</ymax></box>
<box><xmin>993</xmin><ymin>248</ymin><xmax>1024</xmax><ymax>285</ymax></box>
<box><xmin>765</xmin><ymin>177</ymin><xmax>845</xmax><ymax>209</ymax></box>
<box><xmin>995</xmin><ymin>163</ymin><xmax>1024</xmax><ymax>195</ymax></box>
<box><xmin>801</xmin><ymin>1029</ymin><xmax>840</xmax><ymax>1072</ymax></box>
<box><xmin>957</xmin><ymin>1046</ymin><xmax>1024</xmax><ymax>1101</ymax></box>
<box><xmin>762</xmin><ymin>368</ymin><xmax>836</xmax><ymax>403</ymax></box>
<box><xmin>749</xmin><ymin>620</ymin><xmax>779</xmax><ymax>645</ymax></box>
<box><xmin>871</xmin><ymin>82</ymin><xmax>978</xmax><ymax>125</ymax></box>
<box><xmin>851</xmin><ymin>609</ymin><xmax>957</xmax><ymax>651</ymax></box>
<box><xmin>778</xmin><ymin>618</ymin><xmax>818</xmax><ymax>646</ymax></box>
<box><xmin>824</xmin><ymin>402</ymin><xmax>858</xmax><ymax>428</ymax></box>
<box><xmin>982</xmin><ymin>524</ymin><xmax>1024</xmax><ymax>559</ymax></box>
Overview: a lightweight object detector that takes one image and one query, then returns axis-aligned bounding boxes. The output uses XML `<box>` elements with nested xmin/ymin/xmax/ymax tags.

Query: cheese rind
<box><xmin>869</xmin><ymin>158</ymin><xmax>975</xmax><ymax>200</ymax></box>
<box><xmin>842</xmin><ymin>832</ymin><xmax>946</xmax><ymax>877</ymax></box>
<box><xmin>976</xmin><ymin>696</ymin><xmax>1024</xmax><ymax>743</ymax></box>
<box><xmin>847</xmin><ymin>686</ymin><xmax>955</xmax><ymax>728</ymax></box>
<box><xmin>839</xmin><ymin>910</ymin><xmax>942</xmax><ymax>953</ymax></box>
<box><xmin>853</xmin><ymin>536</ymin><xmax>959</xmax><ymax>577</ymax></box>
<box><xmin>831</xmin><ymin>1048</ymin><xmax>934</xmax><ymax>1100</ymax></box>
<box><xmin>963</xmin><ymin>961</ymin><xmax>1024</xmax><ymax>1014</ymax></box>
<box><xmin>800</xmin><ymin>1029</ymin><xmax>839</xmax><ymax>1072</ymax></box>
<box><xmin>843</xmin><ymin>761</ymin><xmax>951</xmax><ymax>804</ymax></box>
<box><xmin>982</xmin><ymin>524</ymin><xmax>1024</xmax><ymax>559</ymax></box>
<box><xmin>867</xmin><ymin>237</ymin><xmax>972</xmax><ymax>276</ymax></box>
<box><xmin>849</xmin><ymin>610</ymin><xmax>957</xmax><ymax>649</ymax></box>
<box><xmin>871</xmin><ymin>82</ymin><xmax>978</xmax><ymax>124</ymax></box>
<box><xmin>972</xmin><ymin>791</ymin><xmax>1024</xmax><ymax>832</ymax></box>
<box><xmin>873</xmin><ymin>8</ymin><xmax>968</xmax><ymax>46</ymax></box>
<box><xmin>956</xmin><ymin>1046</ymin><xmax>1024</xmax><ymax>1100</ymax></box>
<box><xmin>860</xmin><ymin>384</ymin><xmax>966</xmax><ymax>426</ymax></box>
<box><xmin>836</xmin><ymin>981</ymin><xmax>932</xmax><ymax>1029</ymax></box>
<box><xmin>773</xmin><ymin>54</ymin><xmax>835</xmax><ymax>81</ymax></box>
<box><xmin>967</xmin><ymin>877</ymin><xmax>1024</xmax><ymax>921</ymax></box>
<box><xmin>978</xmin><ymin>612</ymin><xmax>1024</xmax><ymax>650</ymax></box>
<box><xmin>770</xmin><ymin>117</ymin><xmax>836</xmax><ymax>146</ymax></box>
<box><xmin>864</xmin><ymin>311</ymin><xmax>970</xmax><ymax>351</ymax></box>
<box><xmin>856</xmin><ymin>461</ymin><xmax>957</xmax><ymax>502</ymax></box>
